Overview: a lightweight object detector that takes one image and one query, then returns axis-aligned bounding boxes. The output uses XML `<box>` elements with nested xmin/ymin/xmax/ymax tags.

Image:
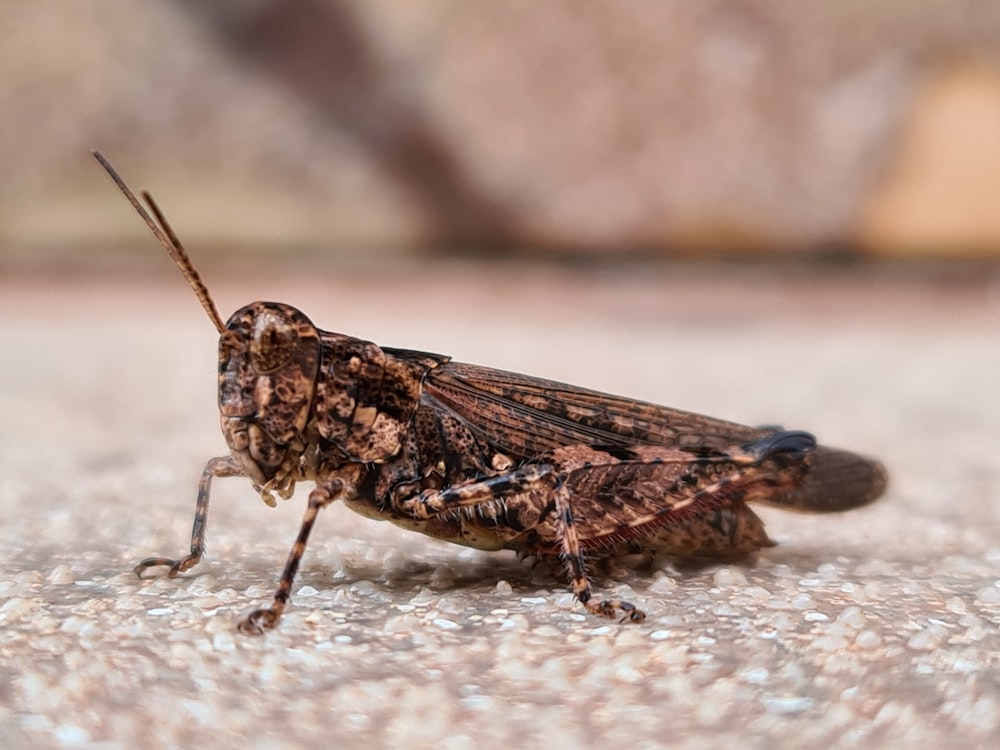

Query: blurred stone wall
<box><xmin>2</xmin><ymin>0</ymin><xmax>1000</xmax><ymax>257</ymax></box>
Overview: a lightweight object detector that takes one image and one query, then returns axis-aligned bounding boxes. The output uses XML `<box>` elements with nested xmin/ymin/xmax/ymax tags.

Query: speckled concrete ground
<box><xmin>1</xmin><ymin>261</ymin><xmax>999</xmax><ymax>749</ymax></box>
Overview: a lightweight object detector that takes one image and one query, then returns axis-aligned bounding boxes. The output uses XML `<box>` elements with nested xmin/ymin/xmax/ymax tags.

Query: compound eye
<box><xmin>250</xmin><ymin>309</ymin><xmax>299</xmax><ymax>373</ymax></box>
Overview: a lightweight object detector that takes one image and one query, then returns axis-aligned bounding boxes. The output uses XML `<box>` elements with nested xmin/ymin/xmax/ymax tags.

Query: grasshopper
<box><xmin>93</xmin><ymin>151</ymin><xmax>887</xmax><ymax>634</ymax></box>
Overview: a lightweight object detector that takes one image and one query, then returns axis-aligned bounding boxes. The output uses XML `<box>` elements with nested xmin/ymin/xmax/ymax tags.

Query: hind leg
<box><xmin>396</xmin><ymin>469</ymin><xmax>645</xmax><ymax>623</ymax></box>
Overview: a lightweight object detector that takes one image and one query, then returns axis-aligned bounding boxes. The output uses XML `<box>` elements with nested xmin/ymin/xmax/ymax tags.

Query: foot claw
<box><xmin>238</xmin><ymin>608</ymin><xmax>279</xmax><ymax>635</ymax></box>
<box><xmin>586</xmin><ymin>598</ymin><xmax>645</xmax><ymax>623</ymax></box>
<box><xmin>622</xmin><ymin>606</ymin><xmax>646</xmax><ymax>624</ymax></box>
<box><xmin>134</xmin><ymin>555</ymin><xmax>198</xmax><ymax>580</ymax></box>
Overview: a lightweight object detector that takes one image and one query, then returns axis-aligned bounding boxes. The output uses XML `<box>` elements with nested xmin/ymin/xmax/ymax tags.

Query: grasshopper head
<box><xmin>91</xmin><ymin>152</ymin><xmax>323</xmax><ymax>506</ymax></box>
<box><xmin>218</xmin><ymin>302</ymin><xmax>322</xmax><ymax>503</ymax></box>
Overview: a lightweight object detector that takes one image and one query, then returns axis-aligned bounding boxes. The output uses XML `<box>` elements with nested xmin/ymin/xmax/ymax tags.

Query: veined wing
<box><xmin>421</xmin><ymin>360</ymin><xmax>765</xmax><ymax>460</ymax></box>
<box><xmin>418</xmin><ymin>359</ymin><xmax>886</xmax><ymax>512</ymax></box>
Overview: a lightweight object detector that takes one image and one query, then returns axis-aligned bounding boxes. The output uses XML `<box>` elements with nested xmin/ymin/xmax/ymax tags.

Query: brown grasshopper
<box><xmin>93</xmin><ymin>151</ymin><xmax>887</xmax><ymax>634</ymax></box>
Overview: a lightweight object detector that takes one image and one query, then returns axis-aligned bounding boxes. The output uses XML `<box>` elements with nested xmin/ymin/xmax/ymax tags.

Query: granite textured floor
<box><xmin>1</xmin><ymin>261</ymin><xmax>998</xmax><ymax>749</ymax></box>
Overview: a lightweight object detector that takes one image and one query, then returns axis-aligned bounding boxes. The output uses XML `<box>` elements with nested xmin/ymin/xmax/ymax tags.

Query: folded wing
<box><xmin>418</xmin><ymin>359</ymin><xmax>886</xmax><ymax>512</ymax></box>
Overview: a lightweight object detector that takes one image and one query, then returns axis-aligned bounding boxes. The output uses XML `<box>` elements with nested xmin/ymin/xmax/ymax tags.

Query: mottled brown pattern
<box><xmin>94</xmin><ymin>152</ymin><xmax>888</xmax><ymax>633</ymax></box>
<box><xmin>425</xmin><ymin>361</ymin><xmax>764</xmax><ymax>456</ymax></box>
<box><xmin>313</xmin><ymin>336</ymin><xmax>448</xmax><ymax>462</ymax></box>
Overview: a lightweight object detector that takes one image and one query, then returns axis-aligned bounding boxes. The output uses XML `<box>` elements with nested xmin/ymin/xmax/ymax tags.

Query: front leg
<box><xmin>238</xmin><ymin>469</ymin><xmax>360</xmax><ymax>635</ymax></box>
<box><xmin>134</xmin><ymin>456</ymin><xmax>243</xmax><ymax>579</ymax></box>
<box><xmin>396</xmin><ymin>467</ymin><xmax>645</xmax><ymax>623</ymax></box>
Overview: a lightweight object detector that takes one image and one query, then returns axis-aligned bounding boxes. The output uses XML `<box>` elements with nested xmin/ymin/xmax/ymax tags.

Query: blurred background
<box><xmin>3</xmin><ymin>0</ymin><xmax>1000</xmax><ymax>262</ymax></box>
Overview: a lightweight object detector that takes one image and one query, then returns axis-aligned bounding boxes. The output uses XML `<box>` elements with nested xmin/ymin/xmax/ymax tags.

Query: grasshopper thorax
<box><xmin>218</xmin><ymin>302</ymin><xmax>322</xmax><ymax>503</ymax></box>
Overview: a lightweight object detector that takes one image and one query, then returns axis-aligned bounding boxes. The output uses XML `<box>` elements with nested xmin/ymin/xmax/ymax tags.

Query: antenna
<box><xmin>91</xmin><ymin>150</ymin><xmax>226</xmax><ymax>334</ymax></box>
